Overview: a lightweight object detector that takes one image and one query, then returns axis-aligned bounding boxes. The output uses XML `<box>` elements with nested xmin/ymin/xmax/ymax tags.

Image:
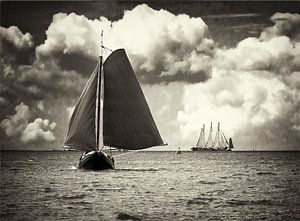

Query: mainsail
<box><xmin>65</xmin><ymin>48</ymin><xmax>164</xmax><ymax>151</ymax></box>
<box><xmin>195</xmin><ymin>124</ymin><xmax>205</xmax><ymax>147</ymax></box>
<box><xmin>103</xmin><ymin>49</ymin><xmax>164</xmax><ymax>149</ymax></box>
<box><xmin>64</xmin><ymin>63</ymin><xmax>100</xmax><ymax>151</ymax></box>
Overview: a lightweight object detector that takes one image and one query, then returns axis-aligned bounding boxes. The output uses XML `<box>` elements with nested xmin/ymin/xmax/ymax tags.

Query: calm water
<box><xmin>1</xmin><ymin>151</ymin><xmax>299</xmax><ymax>221</ymax></box>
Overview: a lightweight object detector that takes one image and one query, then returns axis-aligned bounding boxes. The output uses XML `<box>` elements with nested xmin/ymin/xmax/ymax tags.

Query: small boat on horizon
<box><xmin>64</xmin><ymin>31</ymin><xmax>166</xmax><ymax>170</ymax></box>
<box><xmin>176</xmin><ymin>147</ymin><xmax>181</xmax><ymax>154</ymax></box>
<box><xmin>191</xmin><ymin>122</ymin><xmax>234</xmax><ymax>151</ymax></box>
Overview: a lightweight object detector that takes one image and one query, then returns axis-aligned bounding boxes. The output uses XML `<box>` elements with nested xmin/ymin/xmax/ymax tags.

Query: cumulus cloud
<box><xmin>215</xmin><ymin>36</ymin><xmax>298</xmax><ymax>74</ymax></box>
<box><xmin>177</xmin><ymin>69</ymin><xmax>291</xmax><ymax>139</ymax></box>
<box><xmin>177</xmin><ymin>12</ymin><xmax>300</xmax><ymax>150</ymax></box>
<box><xmin>21</xmin><ymin>118</ymin><xmax>56</xmax><ymax>143</ymax></box>
<box><xmin>1</xmin><ymin>4</ymin><xmax>216</xmax><ymax>149</ymax></box>
<box><xmin>0</xmin><ymin>102</ymin><xmax>30</xmax><ymax>136</ymax></box>
<box><xmin>0</xmin><ymin>26</ymin><xmax>33</xmax><ymax>49</ymax></box>
<box><xmin>35</xmin><ymin>4</ymin><xmax>214</xmax><ymax>83</ymax></box>
<box><xmin>0</xmin><ymin>102</ymin><xmax>57</xmax><ymax>145</ymax></box>
<box><xmin>260</xmin><ymin>12</ymin><xmax>300</xmax><ymax>41</ymax></box>
<box><xmin>0</xmin><ymin>26</ymin><xmax>34</xmax><ymax>75</ymax></box>
<box><xmin>1</xmin><ymin>6</ymin><xmax>299</xmax><ymax>150</ymax></box>
<box><xmin>110</xmin><ymin>5</ymin><xmax>214</xmax><ymax>83</ymax></box>
<box><xmin>0</xmin><ymin>24</ymin><xmax>86</xmax><ymax>118</ymax></box>
<box><xmin>36</xmin><ymin>13</ymin><xmax>105</xmax><ymax>61</ymax></box>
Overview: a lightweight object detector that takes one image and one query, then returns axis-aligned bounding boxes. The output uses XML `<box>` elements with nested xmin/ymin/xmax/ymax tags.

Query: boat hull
<box><xmin>79</xmin><ymin>151</ymin><xmax>115</xmax><ymax>170</ymax></box>
<box><xmin>191</xmin><ymin>147</ymin><xmax>232</xmax><ymax>151</ymax></box>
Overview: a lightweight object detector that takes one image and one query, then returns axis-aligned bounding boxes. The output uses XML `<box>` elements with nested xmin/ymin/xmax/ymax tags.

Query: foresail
<box><xmin>103</xmin><ymin>49</ymin><xmax>164</xmax><ymax>150</ymax></box>
<box><xmin>64</xmin><ymin>63</ymin><xmax>99</xmax><ymax>151</ymax></box>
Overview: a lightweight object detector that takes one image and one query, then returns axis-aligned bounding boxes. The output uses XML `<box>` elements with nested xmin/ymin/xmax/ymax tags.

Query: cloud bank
<box><xmin>0</xmin><ymin>103</ymin><xmax>56</xmax><ymax>147</ymax></box>
<box><xmin>0</xmin><ymin>26</ymin><xmax>33</xmax><ymax>49</ymax></box>
<box><xmin>21</xmin><ymin>118</ymin><xmax>56</xmax><ymax>144</ymax></box>
<box><xmin>0</xmin><ymin>5</ymin><xmax>299</xmax><ymax>150</ymax></box>
<box><xmin>1</xmin><ymin>102</ymin><xmax>30</xmax><ymax>137</ymax></box>
<box><xmin>178</xmin><ymin>12</ymin><xmax>300</xmax><ymax>150</ymax></box>
<box><xmin>36</xmin><ymin>4</ymin><xmax>214</xmax><ymax>84</ymax></box>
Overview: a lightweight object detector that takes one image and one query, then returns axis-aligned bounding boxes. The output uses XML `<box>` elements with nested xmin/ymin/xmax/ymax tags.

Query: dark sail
<box><xmin>64</xmin><ymin>63</ymin><xmax>99</xmax><ymax>151</ymax></box>
<box><xmin>229</xmin><ymin>138</ymin><xmax>234</xmax><ymax>149</ymax></box>
<box><xmin>103</xmin><ymin>49</ymin><xmax>164</xmax><ymax>150</ymax></box>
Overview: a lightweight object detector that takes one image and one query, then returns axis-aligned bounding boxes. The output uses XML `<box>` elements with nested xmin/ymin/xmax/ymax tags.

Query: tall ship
<box><xmin>191</xmin><ymin>122</ymin><xmax>234</xmax><ymax>151</ymax></box>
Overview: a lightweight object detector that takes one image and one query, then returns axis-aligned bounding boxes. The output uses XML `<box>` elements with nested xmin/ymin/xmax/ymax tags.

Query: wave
<box><xmin>226</xmin><ymin>199</ymin><xmax>277</xmax><ymax>206</ymax></box>
<box><xmin>256</xmin><ymin>172</ymin><xmax>277</xmax><ymax>175</ymax></box>
<box><xmin>187</xmin><ymin>197</ymin><xmax>215</xmax><ymax>205</ymax></box>
<box><xmin>94</xmin><ymin>187</ymin><xmax>124</xmax><ymax>192</ymax></box>
<box><xmin>115</xmin><ymin>212</ymin><xmax>141</xmax><ymax>221</ymax></box>
<box><xmin>197</xmin><ymin>180</ymin><xmax>224</xmax><ymax>185</ymax></box>
<box><xmin>60</xmin><ymin>193</ymin><xmax>87</xmax><ymax>200</ymax></box>
<box><xmin>115</xmin><ymin>168</ymin><xmax>158</xmax><ymax>172</ymax></box>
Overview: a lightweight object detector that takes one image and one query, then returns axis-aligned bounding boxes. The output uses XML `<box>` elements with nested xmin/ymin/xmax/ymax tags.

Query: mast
<box><xmin>196</xmin><ymin>131</ymin><xmax>201</xmax><ymax>147</ymax></box>
<box><xmin>202</xmin><ymin>124</ymin><xmax>205</xmax><ymax>147</ymax></box>
<box><xmin>213</xmin><ymin>122</ymin><xmax>221</xmax><ymax>149</ymax></box>
<box><xmin>96</xmin><ymin>30</ymin><xmax>104</xmax><ymax>150</ymax></box>
<box><xmin>205</xmin><ymin>122</ymin><xmax>213</xmax><ymax>148</ymax></box>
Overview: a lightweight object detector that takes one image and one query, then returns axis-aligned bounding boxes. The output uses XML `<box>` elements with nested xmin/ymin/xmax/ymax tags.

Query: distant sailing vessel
<box><xmin>176</xmin><ymin>147</ymin><xmax>181</xmax><ymax>154</ymax></box>
<box><xmin>191</xmin><ymin>122</ymin><xmax>234</xmax><ymax>151</ymax></box>
<box><xmin>64</xmin><ymin>31</ymin><xmax>165</xmax><ymax>170</ymax></box>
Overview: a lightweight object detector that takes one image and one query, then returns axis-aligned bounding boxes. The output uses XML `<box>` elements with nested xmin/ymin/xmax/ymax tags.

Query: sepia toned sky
<box><xmin>1</xmin><ymin>1</ymin><xmax>300</xmax><ymax>150</ymax></box>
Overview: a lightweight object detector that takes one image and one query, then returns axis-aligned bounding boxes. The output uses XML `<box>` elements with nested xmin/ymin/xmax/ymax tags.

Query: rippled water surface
<box><xmin>1</xmin><ymin>151</ymin><xmax>300</xmax><ymax>220</ymax></box>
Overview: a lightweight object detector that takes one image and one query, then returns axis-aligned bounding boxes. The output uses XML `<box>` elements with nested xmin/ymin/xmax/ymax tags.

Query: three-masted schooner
<box><xmin>191</xmin><ymin>122</ymin><xmax>234</xmax><ymax>151</ymax></box>
<box><xmin>64</xmin><ymin>32</ymin><xmax>165</xmax><ymax>170</ymax></box>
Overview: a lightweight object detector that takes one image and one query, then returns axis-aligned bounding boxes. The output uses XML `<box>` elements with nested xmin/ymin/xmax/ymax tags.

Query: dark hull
<box><xmin>79</xmin><ymin>151</ymin><xmax>115</xmax><ymax>170</ymax></box>
<box><xmin>191</xmin><ymin>147</ymin><xmax>232</xmax><ymax>151</ymax></box>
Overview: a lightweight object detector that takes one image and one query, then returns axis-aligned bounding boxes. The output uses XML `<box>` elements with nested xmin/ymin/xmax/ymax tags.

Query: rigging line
<box><xmin>101</xmin><ymin>45</ymin><xmax>113</xmax><ymax>52</ymax></box>
<box><xmin>221</xmin><ymin>131</ymin><xmax>229</xmax><ymax>144</ymax></box>
<box><xmin>104</xmin><ymin>48</ymin><xmax>108</xmax><ymax>57</ymax></box>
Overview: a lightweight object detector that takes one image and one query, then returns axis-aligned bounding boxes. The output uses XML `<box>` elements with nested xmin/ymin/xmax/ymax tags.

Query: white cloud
<box><xmin>215</xmin><ymin>36</ymin><xmax>297</xmax><ymax>74</ymax></box>
<box><xmin>177</xmin><ymin>13</ymin><xmax>300</xmax><ymax>149</ymax></box>
<box><xmin>177</xmin><ymin>68</ymin><xmax>293</xmax><ymax>147</ymax></box>
<box><xmin>0</xmin><ymin>26</ymin><xmax>33</xmax><ymax>49</ymax></box>
<box><xmin>21</xmin><ymin>118</ymin><xmax>56</xmax><ymax>143</ymax></box>
<box><xmin>1</xmin><ymin>7</ymin><xmax>299</xmax><ymax>150</ymax></box>
<box><xmin>36</xmin><ymin>13</ymin><xmax>106</xmax><ymax>59</ymax></box>
<box><xmin>35</xmin><ymin>4</ymin><xmax>214</xmax><ymax>83</ymax></box>
<box><xmin>0</xmin><ymin>102</ymin><xmax>30</xmax><ymax>136</ymax></box>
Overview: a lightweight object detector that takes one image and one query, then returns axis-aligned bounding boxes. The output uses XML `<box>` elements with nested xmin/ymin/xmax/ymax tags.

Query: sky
<box><xmin>0</xmin><ymin>1</ymin><xmax>300</xmax><ymax>151</ymax></box>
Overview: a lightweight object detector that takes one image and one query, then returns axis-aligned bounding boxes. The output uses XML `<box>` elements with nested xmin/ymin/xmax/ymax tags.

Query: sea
<box><xmin>1</xmin><ymin>151</ymin><xmax>299</xmax><ymax>221</ymax></box>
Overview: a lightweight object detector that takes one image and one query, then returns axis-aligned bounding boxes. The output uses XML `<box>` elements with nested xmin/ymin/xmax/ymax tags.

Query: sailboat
<box><xmin>191</xmin><ymin>124</ymin><xmax>205</xmax><ymax>151</ymax></box>
<box><xmin>64</xmin><ymin>32</ymin><xmax>165</xmax><ymax>170</ymax></box>
<box><xmin>191</xmin><ymin>122</ymin><xmax>234</xmax><ymax>151</ymax></box>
